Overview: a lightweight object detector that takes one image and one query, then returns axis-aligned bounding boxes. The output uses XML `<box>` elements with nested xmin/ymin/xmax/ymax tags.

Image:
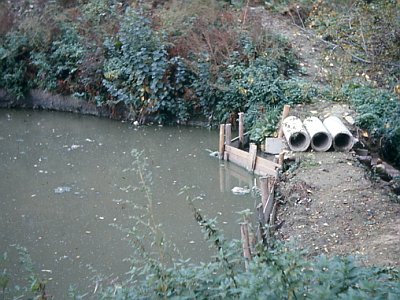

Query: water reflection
<box><xmin>0</xmin><ymin>109</ymin><xmax>257</xmax><ymax>297</ymax></box>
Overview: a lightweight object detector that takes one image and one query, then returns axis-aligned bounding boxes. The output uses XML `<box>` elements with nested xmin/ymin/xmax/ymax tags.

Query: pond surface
<box><xmin>0</xmin><ymin>109</ymin><xmax>257</xmax><ymax>298</ymax></box>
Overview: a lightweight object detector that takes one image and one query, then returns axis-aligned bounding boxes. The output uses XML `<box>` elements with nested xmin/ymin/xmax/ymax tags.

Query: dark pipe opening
<box><xmin>312</xmin><ymin>132</ymin><xmax>330</xmax><ymax>151</ymax></box>
<box><xmin>334</xmin><ymin>133</ymin><xmax>352</xmax><ymax>150</ymax></box>
<box><xmin>289</xmin><ymin>132</ymin><xmax>307</xmax><ymax>149</ymax></box>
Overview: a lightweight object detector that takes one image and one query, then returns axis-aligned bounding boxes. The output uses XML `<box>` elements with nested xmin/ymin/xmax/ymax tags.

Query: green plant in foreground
<box><xmin>91</xmin><ymin>149</ymin><xmax>400</xmax><ymax>299</ymax></box>
<box><xmin>0</xmin><ymin>246</ymin><xmax>48</xmax><ymax>299</ymax></box>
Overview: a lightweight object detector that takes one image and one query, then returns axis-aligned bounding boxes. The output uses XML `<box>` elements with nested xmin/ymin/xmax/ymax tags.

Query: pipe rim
<box><xmin>333</xmin><ymin>133</ymin><xmax>353</xmax><ymax>151</ymax></box>
<box><xmin>311</xmin><ymin>132</ymin><xmax>332</xmax><ymax>152</ymax></box>
<box><xmin>289</xmin><ymin>132</ymin><xmax>309</xmax><ymax>151</ymax></box>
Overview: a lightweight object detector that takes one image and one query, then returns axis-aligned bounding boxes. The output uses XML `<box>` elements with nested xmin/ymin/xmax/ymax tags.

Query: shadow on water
<box><xmin>0</xmin><ymin>109</ymin><xmax>257</xmax><ymax>297</ymax></box>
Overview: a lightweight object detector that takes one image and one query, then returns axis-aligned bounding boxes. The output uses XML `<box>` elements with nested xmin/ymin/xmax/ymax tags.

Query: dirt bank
<box><xmin>275</xmin><ymin>102</ymin><xmax>400</xmax><ymax>267</ymax></box>
<box><xmin>0</xmin><ymin>89</ymin><xmax>122</xmax><ymax>118</ymax></box>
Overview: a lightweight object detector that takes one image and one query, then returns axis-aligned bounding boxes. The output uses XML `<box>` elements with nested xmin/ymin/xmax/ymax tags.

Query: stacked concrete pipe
<box><xmin>282</xmin><ymin>116</ymin><xmax>311</xmax><ymax>151</ymax></box>
<box><xmin>323</xmin><ymin>116</ymin><xmax>354</xmax><ymax>151</ymax></box>
<box><xmin>303</xmin><ymin>116</ymin><xmax>332</xmax><ymax>152</ymax></box>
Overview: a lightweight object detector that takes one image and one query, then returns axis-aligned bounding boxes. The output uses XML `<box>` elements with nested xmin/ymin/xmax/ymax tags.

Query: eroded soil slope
<box><xmin>274</xmin><ymin>103</ymin><xmax>400</xmax><ymax>267</ymax></box>
<box><xmin>250</xmin><ymin>8</ymin><xmax>400</xmax><ymax>267</ymax></box>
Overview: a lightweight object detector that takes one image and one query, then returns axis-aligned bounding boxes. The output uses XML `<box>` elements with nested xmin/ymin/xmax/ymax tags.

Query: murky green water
<box><xmin>0</xmin><ymin>109</ymin><xmax>257</xmax><ymax>297</ymax></box>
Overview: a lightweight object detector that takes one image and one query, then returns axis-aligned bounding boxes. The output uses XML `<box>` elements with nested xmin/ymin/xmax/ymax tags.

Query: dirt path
<box><xmin>277</xmin><ymin>149</ymin><xmax>400</xmax><ymax>267</ymax></box>
<box><xmin>249</xmin><ymin>7</ymin><xmax>329</xmax><ymax>85</ymax></box>
<box><xmin>249</xmin><ymin>7</ymin><xmax>400</xmax><ymax>267</ymax></box>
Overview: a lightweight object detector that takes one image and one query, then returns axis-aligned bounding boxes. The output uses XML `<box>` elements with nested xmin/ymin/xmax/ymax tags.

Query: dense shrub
<box><xmin>0</xmin><ymin>32</ymin><xmax>33</xmax><ymax>99</ymax></box>
<box><xmin>102</xmin><ymin>8</ymin><xmax>194</xmax><ymax>122</ymax></box>
<box><xmin>342</xmin><ymin>83</ymin><xmax>400</xmax><ymax>168</ymax></box>
<box><xmin>31</xmin><ymin>24</ymin><xmax>85</xmax><ymax>94</ymax></box>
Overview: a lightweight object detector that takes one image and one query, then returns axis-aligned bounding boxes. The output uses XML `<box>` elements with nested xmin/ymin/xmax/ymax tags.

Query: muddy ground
<box><xmin>247</xmin><ymin>8</ymin><xmax>400</xmax><ymax>267</ymax></box>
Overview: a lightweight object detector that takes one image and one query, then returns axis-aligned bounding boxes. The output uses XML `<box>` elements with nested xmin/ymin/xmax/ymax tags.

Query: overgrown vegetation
<box><xmin>341</xmin><ymin>83</ymin><xmax>400</xmax><ymax>168</ymax></box>
<box><xmin>1</xmin><ymin>0</ymin><xmax>398</xmax><ymax>157</ymax></box>
<box><xmin>0</xmin><ymin>0</ymin><xmax>312</xmax><ymax>130</ymax></box>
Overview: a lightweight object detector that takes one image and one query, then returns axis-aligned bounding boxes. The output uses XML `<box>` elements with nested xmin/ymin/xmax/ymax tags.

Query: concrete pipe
<box><xmin>323</xmin><ymin>116</ymin><xmax>354</xmax><ymax>151</ymax></box>
<box><xmin>282</xmin><ymin>116</ymin><xmax>311</xmax><ymax>152</ymax></box>
<box><xmin>303</xmin><ymin>117</ymin><xmax>332</xmax><ymax>152</ymax></box>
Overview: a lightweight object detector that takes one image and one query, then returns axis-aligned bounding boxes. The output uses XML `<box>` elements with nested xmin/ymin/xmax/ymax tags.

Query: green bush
<box><xmin>342</xmin><ymin>83</ymin><xmax>400</xmax><ymax>168</ymax></box>
<box><xmin>0</xmin><ymin>32</ymin><xmax>32</xmax><ymax>99</ymax></box>
<box><xmin>31</xmin><ymin>24</ymin><xmax>85</xmax><ymax>94</ymax></box>
<box><xmin>102</xmin><ymin>8</ymin><xmax>194</xmax><ymax>122</ymax></box>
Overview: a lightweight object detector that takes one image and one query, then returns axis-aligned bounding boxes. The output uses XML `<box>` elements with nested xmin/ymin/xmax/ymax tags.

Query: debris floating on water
<box><xmin>205</xmin><ymin>149</ymin><xmax>219</xmax><ymax>158</ymax></box>
<box><xmin>69</xmin><ymin>144</ymin><xmax>81</xmax><ymax>150</ymax></box>
<box><xmin>231</xmin><ymin>186</ymin><xmax>250</xmax><ymax>195</ymax></box>
<box><xmin>54</xmin><ymin>186</ymin><xmax>71</xmax><ymax>194</ymax></box>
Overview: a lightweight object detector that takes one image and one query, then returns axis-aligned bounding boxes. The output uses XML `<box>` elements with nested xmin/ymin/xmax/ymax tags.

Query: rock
<box><xmin>357</xmin><ymin>155</ymin><xmax>372</xmax><ymax>167</ymax></box>
<box><xmin>389</xmin><ymin>178</ymin><xmax>400</xmax><ymax>195</ymax></box>
<box><xmin>344</xmin><ymin>115</ymin><xmax>355</xmax><ymax>125</ymax></box>
<box><xmin>373</xmin><ymin>164</ymin><xmax>391</xmax><ymax>181</ymax></box>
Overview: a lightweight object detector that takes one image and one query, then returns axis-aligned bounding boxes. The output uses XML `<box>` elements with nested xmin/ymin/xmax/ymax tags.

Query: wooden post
<box><xmin>260</xmin><ymin>176</ymin><xmax>268</xmax><ymax>216</ymax></box>
<box><xmin>269</xmin><ymin>201</ymin><xmax>278</xmax><ymax>227</ymax></box>
<box><xmin>240</xmin><ymin>223</ymin><xmax>251</xmax><ymax>270</ymax></box>
<box><xmin>219</xmin><ymin>124</ymin><xmax>225</xmax><ymax>159</ymax></box>
<box><xmin>225</xmin><ymin>123</ymin><xmax>232</xmax><ymax>146</ymax></box>
<box><xmin>261</xmin><ymin>176</ymin><xmax>275</xmax><ymax>223</ymax></box>
<box><xmin>238</xmin><ymin>112</ymin><xmax>244</xmax><ymax>149</ymax></box>
<box><xmin>219</xmin><ymin>165</ymin><xmax>225</xmax><ymax>193</ymax></box>
<box><xmin>278</xmin><ymin>152</ymin><xmax>285</xmax><ymax>168</ymax></box>
<box><xmin>247</xmin><ymin>143</ymin><xmax>258</xmax><ymax>172</ymax></box>
<box><xmin>256</xmin><ymin>203</ymin><xmax>268</xmax><ymax>246</ymax></box>
<box><xmin>278</xmin><ymin>105</ymin><xmax>290</xmax><ymax>138</ymax></box>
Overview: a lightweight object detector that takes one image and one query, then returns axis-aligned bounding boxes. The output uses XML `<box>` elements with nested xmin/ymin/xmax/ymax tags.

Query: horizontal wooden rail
<box><xmin>224</xmin><ymin>145</ymin><xmax>279</xmax><ymax>177</ymax></box>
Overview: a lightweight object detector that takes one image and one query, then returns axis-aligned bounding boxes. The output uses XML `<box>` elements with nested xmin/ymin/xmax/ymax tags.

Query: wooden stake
<box><xmin>240</xmin><ymin>223</ymin><xmax>251</xmax><ymax>270</ymax></box>
<box><xmin>256</xmin><ymin>204</ymin><xmax>268</xmax><ymax>245</ymax></box>
<box><xmin>238</xmin><ymin>112</ymin><xmax>244</xmax><ymax>149</ymax></box>
<box><xmin>278</xmin><ymin>105</ymin><xmax>290</xmax><ymax>139</ymax></box>
<box><xmin>247</xmin><ymin>143</ymin><xmax>257</xmax><ymax>172</ymax></box>
<box><xmin>261</xmin><ymin>176</ymin><xmax>275</xmax><ymax>223</ymax></box>
<box><xmin>219</xmin><ymin>124</ymin><xmax>225</xmax><ymax>159</ymax></box>
<box><xmin>260</xmin><ymin>176</ymin><xmax>268</xmax><ymax>213</ymax></box>
<box><xmin>279</xmin><ymin>152</ymin><xmax>285</xmax><ymax>167</ymax></box>
<box><xmin>225</xmin><ymin>123</ymin><xmax>232</xmax><ymax>146</ymax></box>
<box><xmin>219</xmin><ymin>165</ymin><xmax>225</xmax><ymax>193</ymax></box>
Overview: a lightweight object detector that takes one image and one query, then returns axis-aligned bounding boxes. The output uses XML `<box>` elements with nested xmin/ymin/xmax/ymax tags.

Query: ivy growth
<box><xmin>102</xmin><ymin>8</ymin><xmax>194</xmax><ymax>123</ymax></box>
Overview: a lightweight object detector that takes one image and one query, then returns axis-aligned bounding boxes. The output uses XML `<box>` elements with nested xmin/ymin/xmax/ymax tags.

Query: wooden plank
<box><xmin>219</xmin><ymin>164</ymin><xmax>225</xmax><ymax>193</ymax></box>
<box><xmin>254</xmin><ymin>156</ymin><xmax>279</xmax><ymax>177</ymax></box>
<box><xmin>247</xmin><ymin>143</ymin><xmax>257</xmax><ymax>172</ymax></box>
<box><xmin>240</xmin><ymin>223</ymin><xmax>252</xmax><ymax>270</ymax></box>
<box><xmin>262</xmin><ymin>177</ymin><xmax>276</xmax><ymax>223</ymax></box>
<box><xmin>226</xmin><ymin>150</ymin><xmax>249</xmax><ymax>170</ymax></box>
<box><xmin>260</xmin><ymin>177</ymin><xmax>268</xmax><ymax>211</ymax></box>
<box><xmin>219</xmin><ymin>124</ymin><xmax>225</xmax><ymax>159</ymax></box>
<box><xmin>225</xmin><ymin>145</ymin><xmax>249</xmax><ymax>160</ymax></box>
<box><xmin>278</xmin><ymin>152</ymin><xmax>285</xmax><ymax>167</ymax></box>
<box><xmin>225</xmin><ymin>123</ymin><xmax>232</xmax><ymax>146</ymax></box>
<box><xmin>238</xmin><ymin>112</ymin><xmax>244</xmax><ymax>149</ymax></box>
<box><xmin>225</xmin><ymin>145</ymin><xmax>278</xmax><ymax>177</ymax></box>
<box><xmin>278</xmin><ymin>105</ymin><xmax>290</xmax><ymax>138</ymax></box>
<box><xmin>269</xmin><ymin>201</ymin><xmax>278</xmax><ymax>227</ymax></box>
